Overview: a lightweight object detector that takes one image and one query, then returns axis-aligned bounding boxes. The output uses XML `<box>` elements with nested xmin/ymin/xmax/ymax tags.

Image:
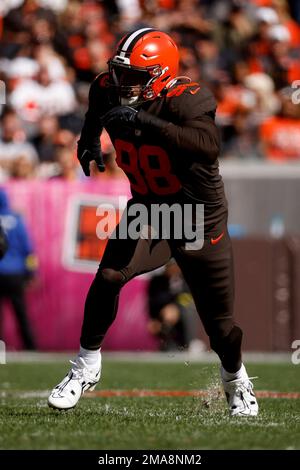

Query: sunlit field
<box><xmin>0</xmin><ymin>357</ymin><xmax>299</xmax><ymax>450</ymax></box>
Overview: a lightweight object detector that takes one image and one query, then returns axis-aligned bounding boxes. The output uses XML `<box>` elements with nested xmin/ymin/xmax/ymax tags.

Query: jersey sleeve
<box><xmin>162</xmin><ymin>84</ymin><xmax>220</xmax><ymax>163</ymax></box>
<box><xmin>15</xmin><ymin>214</ymin><xmax>34</xmax><ymax>258</ymax></box>
<box><xmin>79</xmin><ymin>73</ymin><xmax>109</xmax><ymax>145</ymax></box>
<box><xmin>167</xmin><ymin>82</ymin><xmax>217</xmax><ymax>121</ymax></box>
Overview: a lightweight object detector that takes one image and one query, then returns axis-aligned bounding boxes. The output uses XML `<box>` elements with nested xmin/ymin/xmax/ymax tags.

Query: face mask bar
<box><xmin>108</xmin><ymin>61</ymin><xmax>163</xmax><ymax>106</ymax></box>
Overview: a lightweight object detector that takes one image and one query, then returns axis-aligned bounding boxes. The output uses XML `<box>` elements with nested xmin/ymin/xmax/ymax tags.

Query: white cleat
<box><xmin>48</xmin><ymin>354</ymin><xmax>101</xmax><ymax>410</ymax></box>
<box><xmin>222</xmin><ymin>375</ymin><xmax>259</xmax><ymax>417</ymax></box>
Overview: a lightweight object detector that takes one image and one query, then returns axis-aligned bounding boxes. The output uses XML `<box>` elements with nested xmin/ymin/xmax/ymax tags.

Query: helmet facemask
<box><xmin>108</xmin><ymin>61</ymin><xmax>164</xmax><ymax>107</ymax></box>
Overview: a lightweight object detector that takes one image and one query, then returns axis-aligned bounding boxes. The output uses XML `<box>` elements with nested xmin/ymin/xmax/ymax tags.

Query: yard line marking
<box><xmin>85</xmin><ymin>390</ymin><xmax>300</xmax><ymax>399</ymax></box>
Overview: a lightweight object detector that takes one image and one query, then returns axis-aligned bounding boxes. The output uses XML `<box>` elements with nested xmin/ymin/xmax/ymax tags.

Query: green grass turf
<box><xmin>0</xmin><ymin>361</ymin><xmax>299</xmax><ymax>450</ymax></box>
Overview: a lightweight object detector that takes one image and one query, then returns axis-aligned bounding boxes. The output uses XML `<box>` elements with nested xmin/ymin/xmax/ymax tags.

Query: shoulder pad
<box><xmin>166</xmin><ymin>81</ymin><xmax>217</xmax><ymax>121</ymax></box>
<box><xmin>166</xmin><ymin>81</ymin><xmax>200</xmax><ymax>98</ymax></box>
<box><xmin>89</xmin><ymin>72</ymin><xmax>110</xmax><ymax>101</ymax></box>
<box><xmin>94</xmin><ymin>72</ymin><xmax>110</xmax><ymax>89</ymax></box>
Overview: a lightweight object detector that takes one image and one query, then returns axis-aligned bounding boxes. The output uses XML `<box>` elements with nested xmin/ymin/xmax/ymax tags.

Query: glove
<box><xmin>101</xmin><ymin>106</ymin><xmax>168</xmax><ymax>134</ymax></box>
<box><xmin>77</xmin><ymin>140</ymin><xmax>105</xmax><ymax>176</ymax></box>
<box><xmin>101</xmin><ymin>106</ymin><xmax>138</xmax><ymax>128</ymax></box>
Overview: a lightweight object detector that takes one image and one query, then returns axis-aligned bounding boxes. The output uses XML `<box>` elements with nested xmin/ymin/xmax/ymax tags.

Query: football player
<box><xmin>48</xmin><ymin>28</ymin><xmax>258</xmax><ymax>416</ymax></box>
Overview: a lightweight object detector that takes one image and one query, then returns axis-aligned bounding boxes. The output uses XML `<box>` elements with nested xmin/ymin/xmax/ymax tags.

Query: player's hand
<box><xmin>101</xmin><ymin>106</ymin><xmax>138</xmax><ymax>128</ymax></box>
<box><xmin>77</xmin><ymin>140</ymin><xmax>105</xmax><ymax>176</ymax></box>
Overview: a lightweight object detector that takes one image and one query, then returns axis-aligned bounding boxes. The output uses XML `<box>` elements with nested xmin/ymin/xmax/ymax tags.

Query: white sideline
<box><xmin>5</xmin><ymin>351</ymin><xmax>293</xmax><ymax>363</ymax></box>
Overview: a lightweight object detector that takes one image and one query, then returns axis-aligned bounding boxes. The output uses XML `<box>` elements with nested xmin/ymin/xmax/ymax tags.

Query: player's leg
<box><xmin>172</xmin><ymin>229</ymin><xmax>258</xmax><ymax>416</ymax></box>
<box><xmin>80</xmin><ymin>235</ymin><xmax>171</xmax><ymax>350</ymax></box>
<box><xmin>48</xmin><ymin>235</ymin><xmax>136</xmax><ymax>410</ymax></box>
<box><xmin>48</xmin><ymin>213</ymin><xmax>171</xmax><ymax>409</ymax></box>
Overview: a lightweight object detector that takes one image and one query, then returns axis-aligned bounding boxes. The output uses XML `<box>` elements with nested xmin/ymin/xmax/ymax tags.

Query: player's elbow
<box><xmin>187</xmin><ymin>120</ymin><xmax>221</xmax><ymax>162</ymax></box>
<box><xmin>205</xmin><ymin>135</ymin><xmax>220</xmax><ymax>162</ymax></box>
<box><xmin>195</xmin><ymin>131</ymin><xmax>220</xmax><ymax>163</ymax></box>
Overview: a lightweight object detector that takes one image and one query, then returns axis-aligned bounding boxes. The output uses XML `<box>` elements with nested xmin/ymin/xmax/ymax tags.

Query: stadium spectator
<box><xmin>260</xmin><ymin>86</ymin><xmax>300</xmax><ymax>161</ymax></box>
<box><xmin>0</xmin><ymin>0</ymin><xmax>299</xmax><ymax>169</ymax></box>
<box><xmin>51</xmin><ymin>146</ymin><xmax>78</xmax><ymax>180</ymax></box>
<box><xmin>0</xmin><ymin>109</ymin><xmax>38</xmax><ymax>180</ymax></box>
<box><xmin>0</xmin><ymin>221</ymin><xmax>8</xmax><ymax>259</ymax></box>
<box><xmin>10</xmin><ymin>63</ymin><xmax>77</xmax><ymax>122</ymax></box>
<box><xmin>147</xmin><ymin>261</ymin><xmax>203</xmax><ymax>353</ymax></box>
<box><xmin>10</xmin><ymin>154</ymin><xmax>36</xmax><ymax>179</ymax></box>
<box><xmin>0</xmin><ymin>188</ymin><xmax>37</xmax><ymax>350</ymax></box>
<box><xmin>31</xmin><ymin>115</ymin><xmax>59</xmax><ymax>163</ymax></box>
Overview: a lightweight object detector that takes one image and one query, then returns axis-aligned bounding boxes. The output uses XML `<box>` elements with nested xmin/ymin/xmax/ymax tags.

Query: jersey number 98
<box><xmin>115</xmin><ymin>139</ymin><xmax>181</xmax><ymax>196</ymax></box>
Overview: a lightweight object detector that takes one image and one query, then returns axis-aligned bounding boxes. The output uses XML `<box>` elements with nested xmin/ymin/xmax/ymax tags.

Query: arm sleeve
<box><xmin>16</xmin><ymin>215</ymin><xmax>34</xmax><ymax>258</ymax></box>
<box><xmin>79</xmin><ymin>77</ymin><xmax>104</xmax><ymax>146</ymax></box>
<box><xmin>137</xmin><ymin>109</ymin><xmax>220</xmax><ymax>164</ymax></box>
<box><xmin>162</xmin><ymin>115</ymin><xmax>220</xmax><ymax>163</ymax></box>
<box><xmin>137</xmin><ymin>84</ymin><xmax>220</xmax><ymax>163</ymax></box>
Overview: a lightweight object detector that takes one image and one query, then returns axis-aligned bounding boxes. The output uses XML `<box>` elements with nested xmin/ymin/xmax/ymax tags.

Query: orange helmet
<box><xmin>108</xmin><ymin>28</ymin><xmax>179</xmax><ymax>106</ymax></box>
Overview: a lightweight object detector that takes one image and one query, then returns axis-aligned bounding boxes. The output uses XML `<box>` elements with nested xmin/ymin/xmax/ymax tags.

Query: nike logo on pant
<box><xmin>211</xmin><ymin>232</ymin><xmax>224</xmax><ymax>245</ymax></box>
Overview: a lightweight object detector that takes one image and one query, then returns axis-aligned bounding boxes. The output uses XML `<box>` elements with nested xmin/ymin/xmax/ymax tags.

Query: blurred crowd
<box><xmin>0</xmin><ymin>0</ymin><xmax>300</xmax><ymax>183</ymax></box>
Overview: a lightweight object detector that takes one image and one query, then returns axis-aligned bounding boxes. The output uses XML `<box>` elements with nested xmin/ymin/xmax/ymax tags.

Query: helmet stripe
<box><xmin>119</xmin><ymin>28</ymin><xmax>154</xmax><ymax>57</ymax></box>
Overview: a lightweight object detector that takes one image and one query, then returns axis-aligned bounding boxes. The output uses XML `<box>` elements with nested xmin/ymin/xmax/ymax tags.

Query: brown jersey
<box><xmin>81</xmin><ymin>73</ymin><xmax>228</xmax><ymax>230</ymax></box>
